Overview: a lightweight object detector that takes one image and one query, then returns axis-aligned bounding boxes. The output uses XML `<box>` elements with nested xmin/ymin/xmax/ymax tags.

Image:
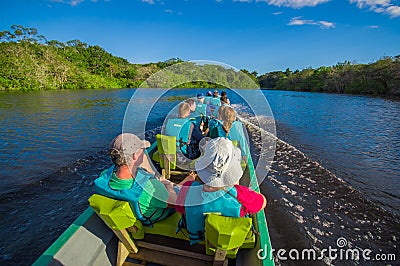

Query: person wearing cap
<box><xmin>213</xmin><ymin>90</ymin><xmax>220</xmax><ymax>98</ymax></box>
<box><xmin>94</xmin><ymin>133</ymin><xmax>187</xmax><ymax>225</ymax></box>
<box><xmin>204</xmin><ymin>91</ymin><xmax>212</xmax><ymax>105</ymax></box>
<box><xmin>175</xmin><ymin>138</ymin><xmax>266</xmax><ymax>244</ymax></box>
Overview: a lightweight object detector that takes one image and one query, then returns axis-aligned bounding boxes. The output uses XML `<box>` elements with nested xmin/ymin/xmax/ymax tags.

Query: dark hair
<box><xmin>221</xmin><ymin>91</ymin><xmax>227</xmax><ymax>96</ymax></box>
<box><xmin>220</xmin><ymin>95</ymin><xmax>228</xmax><ymax>104</ymax></box>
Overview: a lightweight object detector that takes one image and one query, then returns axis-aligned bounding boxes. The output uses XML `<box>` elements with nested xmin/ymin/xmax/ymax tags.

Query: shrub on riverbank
<box><xmin>0</xmin><ymin>26</ymin><xmax>161</xmax><ymax>91</ymax></box>
<box><xmin>258</xmin><ymin>58</ymin><xmax>400</xmax><ymax>97</ymax></box>
<box><xmin>1</xmin><ymin>25</ymin><xmax>399</xmax><ymax>96</ymax></box>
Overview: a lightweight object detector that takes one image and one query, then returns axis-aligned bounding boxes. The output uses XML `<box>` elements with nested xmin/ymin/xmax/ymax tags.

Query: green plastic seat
<box><xmin>154</xmin><ymin>134</ymin><xmax>177</xmax><ymax>170</ymax></box>
<box><xmin>89</xmin><ymin>194</ymin><xmax>138</xmax><ymax>230</ymax></box>
<box><xmin>88</xmin><ymin>194</ymin><xmax>188</xmax><ymax>240</ymax></box>
<box><xmin>204</xmin><ymin>213</ymin><xmax>255</xmax><ymax>259</ymax></box>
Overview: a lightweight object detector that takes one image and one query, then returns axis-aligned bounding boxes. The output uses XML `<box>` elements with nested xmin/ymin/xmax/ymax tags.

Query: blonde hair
<box><xmin>178</xmin><ymin>102</ymin><xmax>191</xmax><ymax>118</ymax></box>
<box><xmin>218</xmin><ymin>106</ymin><xmax>236</xmax><ymax>134</ymax></box>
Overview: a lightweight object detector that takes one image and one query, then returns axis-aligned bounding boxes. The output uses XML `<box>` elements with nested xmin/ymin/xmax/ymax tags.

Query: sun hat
<box><xmin>109</xmin><ymin>133</ymin><xmax>150</xmax><ymax>166</ymax></box>
<box><xmin>197</xmin><ymin>93</ymin><xmax>204</xmax><ymax>99</ymax></box>
<box><xmin>195</xmin><ymin>137</ymin><xmax>243</xmax><ymax>187</ymax></box>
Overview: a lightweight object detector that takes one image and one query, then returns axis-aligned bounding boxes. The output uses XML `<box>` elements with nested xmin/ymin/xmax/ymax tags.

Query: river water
<box><xmin>0</xmin><ymin>88</ymin><xmax>398</xmax><ymax>265</ymax></box>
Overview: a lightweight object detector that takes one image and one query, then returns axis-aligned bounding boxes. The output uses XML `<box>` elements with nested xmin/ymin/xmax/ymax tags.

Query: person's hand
<box><xmin>186</xmin><ymin>171</ymin><xmax>197</xmax><ymax>182</ymax></box>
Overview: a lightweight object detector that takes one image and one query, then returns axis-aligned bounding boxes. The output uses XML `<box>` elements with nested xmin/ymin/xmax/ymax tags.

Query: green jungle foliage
<box><xmin>0</xmin><ymin>25</ymin><xmax>182</xmax><ymax>91</ymax></box>
<box><xmin>258</xmin><ymin>58</ymin><xmax>400</xmax><ymax>97</ymax></box>
<box><xmin>1</xmin><ymin>25</ymin><xmax>399</xmax><ymax>96</ymax></box>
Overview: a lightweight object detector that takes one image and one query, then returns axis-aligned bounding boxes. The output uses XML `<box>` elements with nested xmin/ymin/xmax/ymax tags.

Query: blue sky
<box><xmin>1</xmin><ymin>0</ymin><xmax>399</xmax><ymax>73</ymax></box>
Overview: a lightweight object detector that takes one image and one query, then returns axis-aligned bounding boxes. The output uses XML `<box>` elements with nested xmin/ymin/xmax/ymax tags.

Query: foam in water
<box><xmin>236</xmin><ymin>107</ymin><xmax>399</xmax><ymax>265</ymax></box>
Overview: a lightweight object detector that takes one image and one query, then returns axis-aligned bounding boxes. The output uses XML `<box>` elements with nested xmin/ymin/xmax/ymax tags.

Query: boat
<box><xmin>33</xmin><ymin>130</ymin><xmax>275</xmax><ymax>266</ymax></box>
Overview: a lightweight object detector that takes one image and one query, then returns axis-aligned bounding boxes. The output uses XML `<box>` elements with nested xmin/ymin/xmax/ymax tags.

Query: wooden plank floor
<box><xmin>123</xmin><ymin>234</ymin><xmax>214</xmax><ymax>266</ymax></box>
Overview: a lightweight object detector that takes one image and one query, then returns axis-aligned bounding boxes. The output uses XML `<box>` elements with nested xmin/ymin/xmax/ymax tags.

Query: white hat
<box><xmin>195</xmin><ymin>137</ymin><xmax>243</xmax><ymax>187</ymax></box>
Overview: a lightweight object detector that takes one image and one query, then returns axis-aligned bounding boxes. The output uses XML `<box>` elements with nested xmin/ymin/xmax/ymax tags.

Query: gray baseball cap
<box><xmin>109</xmin><ymin>133</ymin><xmax>150</xmax><ymax>166</ymax></box>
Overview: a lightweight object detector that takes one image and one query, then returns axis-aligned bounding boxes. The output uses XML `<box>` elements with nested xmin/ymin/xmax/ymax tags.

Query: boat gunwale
<box><xmin>33</xmin><ymin>138</ymin><xmax>274</xmax><ymax>265</ymax></box>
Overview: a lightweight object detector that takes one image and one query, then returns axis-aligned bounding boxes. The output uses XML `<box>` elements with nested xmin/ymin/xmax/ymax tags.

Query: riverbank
<box><xmin>1</xmin><ymin>26</ymin><xmax>399</xmax><ymax>96</ymax></box>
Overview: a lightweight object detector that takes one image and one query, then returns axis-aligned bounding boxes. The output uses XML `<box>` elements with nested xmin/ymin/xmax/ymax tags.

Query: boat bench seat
<box><xmin>89</xmin><ymin>194</ymin><xmax>255</xmax><ymax>265</ymax></box>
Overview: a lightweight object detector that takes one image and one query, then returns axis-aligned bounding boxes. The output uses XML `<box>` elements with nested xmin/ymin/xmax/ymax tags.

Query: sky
<box><xmin>1</xmin><ymin>0</ymin><xmax>400</xmax><ymax>74</ymax></box>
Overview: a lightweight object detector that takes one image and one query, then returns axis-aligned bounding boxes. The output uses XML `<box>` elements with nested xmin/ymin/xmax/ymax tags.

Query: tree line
<box><xmin>1</xmin><ymin>25</ymin><xmax>399</xmax><ymax>96</ymax></box>
<box><xmin>258</xmin><ymin>58</ymin><xmax>400</xmax><ymax>97</ymax></box>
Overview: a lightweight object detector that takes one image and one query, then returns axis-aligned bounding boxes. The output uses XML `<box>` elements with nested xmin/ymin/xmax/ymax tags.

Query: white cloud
<box><xmin>51</xmin><ymin>0</ymin><xmax>84</xmax><ymax>6</ymax></box>
<box><xmin>233</xmin><ymin>0</ymin><xmax>329</xmax><ymax>8</ymax></box>
<box><xmin>142</xmin><ymin>0</ymin><xmax>155</xmax><ymax>4</ymax></box>
<box><xmin>273</xmin><ymin>11</ymin><xmax>283</xmax><ymax>15</ymax></box>
<box><xmin>368</xmin><ymin>25</ymin><xmax>380</xmax><ymax>28</ymax></box>
<box><xmin>349</xmin><ymin>0</ymin><xmax>390</xmax><ymax>8</ymax></box>
<box><xmin>267</xmin><ymin>0</ymin><xmax>330</xmax><ymax>8</ymax></box>
<box><xmin>349</xmin><ymin>0</ymin><xmax>400</xmax><ymax>17</ymax></box>
<box><xmin>318</xmin><ymin>20</ymin><xmax>335</xmax><ymax>28</ymax></box>
<box><xmin>163</xmin><ymin>9</ymin><xmax>182</xmax><ymax>15</ymax></box>
<box><xmin>288</xmin><ymin>16</ymin><xmax>336</xmax><ymax>28</ymax></box>
<box><xmin>51</xmin><ymin>0</ymin><xmax>110</xmax><ymax>6</ymax></box>
<box><xmin>216</xmin><ymin>0</ymin><xmax>224</xmax><ymax>2</ymax></box>
<box><xmin>386</xmin><ymin>5</ymin><xmax>400</xmax><ymax>17</ymax></box>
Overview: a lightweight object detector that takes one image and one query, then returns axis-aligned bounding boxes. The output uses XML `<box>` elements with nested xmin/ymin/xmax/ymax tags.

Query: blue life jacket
<box><xmin>212</xmin><ymin>103</ymin><xmax>230</xmax><ymax>118</ymax></box>
<box><xmin>210</xmin><ymin>97</ymin><xmax>221</xmax><ymax>106</ymax></box>
<box><xmin>165</xmin><ymin>118</ymin><xmax>191</xmax><ymax>155</ymax></box>
<box><xmin>193</xmin><ymin>102</ymin><xmax>207</xmax><ymax>117</ymax></box>
<box><xmin>94</xmin><ymin>166</ymin><xmax>171</xmax><ymax>226</ymax></box>
<box><xmin>209</xmin><ymin>120</ymin><xmax>249</xmax><ymax>156</ymax></box>
<box><xmin>204</xmin><ymin>96</ymin><xmax>212</xmax><ymax>105</ymax></box>
<box><xmin>180</xmin><ymin>181</ymin><xmax>241</xmax><ymax>245</ymax></box>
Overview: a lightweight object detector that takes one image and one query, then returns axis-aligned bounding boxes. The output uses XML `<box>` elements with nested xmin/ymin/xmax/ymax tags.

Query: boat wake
<box><xmin>237</xmin><ymin>110</ymin><xmax>399</xmax><ymax>265</ymax></box>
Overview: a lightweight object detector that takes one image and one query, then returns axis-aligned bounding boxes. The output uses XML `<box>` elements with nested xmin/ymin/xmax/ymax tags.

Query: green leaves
<box><xmin>257</xmin><ymin>58</ymin><xmax>400</xmax><ymax>96</ymax></box>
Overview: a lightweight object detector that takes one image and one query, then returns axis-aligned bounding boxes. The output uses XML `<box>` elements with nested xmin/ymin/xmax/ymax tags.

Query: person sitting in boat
<box><xmin>186</xmin><ymin>98</ymin><xmax>197</xmax><ymax>117</ymax></box>
<box><xmin>94</xmin><ymin>133</ymin><xmax>177</xmax><ymax>226</ymax></box>
<box><xmin>209</xmin><ymin>105</ymin><xmax>249</xmax><ymax>160</ymax></box>
<box><xmin>164</xmin><ymin>102</ymin><xmax>203</xmax><ymax>160</ymax></box>
<box><xmin>207</xmin><ymin>91</ymin><xmax>221</xmax><ymax>117</ymax></box>
<box><xmin>221</xmin><ymin>91</ymin><xmax>231</xmax><ymax>105</ymax></box>
<box><xmin>175</xmin><ymin>138</ymin><xmax>266</xmax><ymax>244</ymax></box>
<box><xmin>213</xmin><ymin>90</ymin><xmax>220</xmax><ymax>98</ymax></box>
<box><xmin>194</xmin><ymin>93</ymin><xmax>211</xmax><ymax>117</ymax></box>
<box><xmin>212</xmin><ymin>95</ymin><xmax>230</xmax><ymax>118</ymax></box>
<box><xmin>204</xmin><ymin>91</ymin><xmax>212</xmax><ymax>105</ymax></box>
